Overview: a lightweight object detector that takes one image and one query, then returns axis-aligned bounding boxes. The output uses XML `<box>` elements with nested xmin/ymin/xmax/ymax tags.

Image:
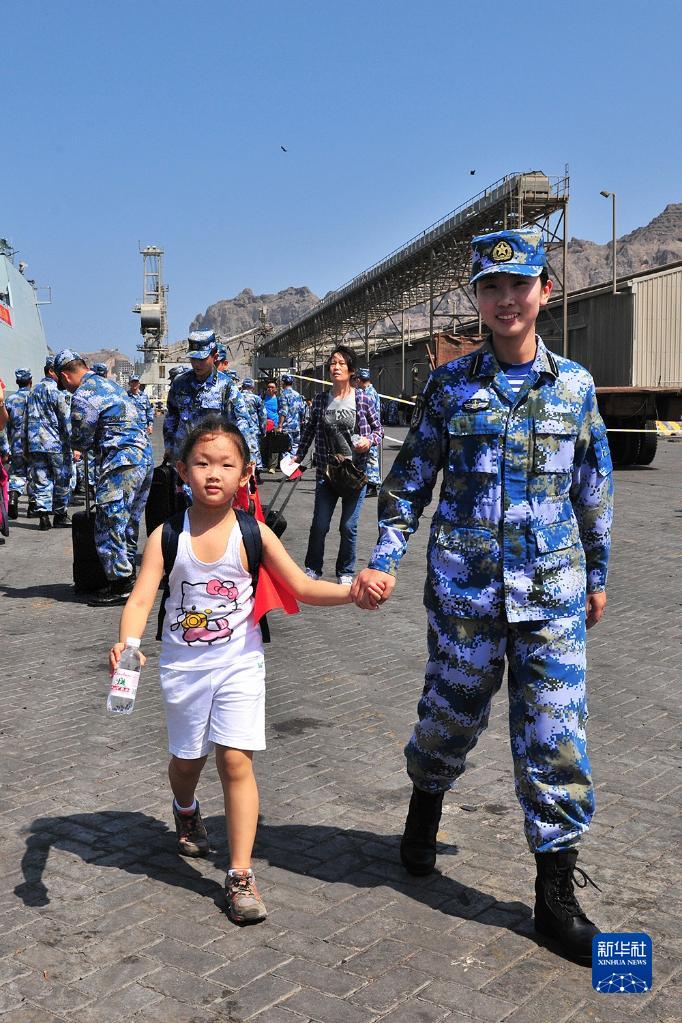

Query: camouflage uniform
<box><xmin>25</xmin><ymin>376</ymin><xmax>72</xmax><ymax>514</ymax></box>
<box><xmin>363</xmin><ymin>381</ymin><xmax>382</xmax><ymax>485</ymax></box>
<box><xmin>127</xmin><ymin>387</ymin><xmax>155</xmax><ymax>432</ymax></box>
<box><xmin>278</xmin><ymin>383</ymin><xmax>306</xmax><ymax>453</ymax></box>
<box><xmin>5</xmin><ymin>383</ymin><xmax>33</xmax><ymax>498</ymax></box>
<box><xmin>369</xmin><ymin>336</ymin><xmax>614</xmax><ymax>852</ymax></box>
<box><xmin>241</xmin><ymin>382</ymin><xmax>267</xmax><ymax>471</ymax></box>
<box><xmin>68</xmin><ymin>371</ymin><xmax>153</xmax><ymax>580</ymax></box>
<box><xmin>163</xmin><ymin>367</ymin><xmax>256</xmax><ymax>464</ymax></box>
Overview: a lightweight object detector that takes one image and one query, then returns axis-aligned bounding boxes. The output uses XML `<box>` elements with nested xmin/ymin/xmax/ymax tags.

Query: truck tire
<box><xmin>609</xmin><ymin>431</ymin><xmax>642</xmax><ymax>466</ymax></box>
<box><xmin>635</xmin><ymin>422</ymin><xmax>658</xmax><ymax>465</ymax></box>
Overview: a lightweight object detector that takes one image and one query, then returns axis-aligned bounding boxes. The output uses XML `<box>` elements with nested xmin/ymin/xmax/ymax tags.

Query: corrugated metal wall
<box><xmin>536</xmin><ymin>292</ymin><xmax>634</xmax><ymax>386</ymax></box>
<box><xmin>632</xmin><ymin>268</ymin><xmax>682</xmax><ymax>386</ymax></box>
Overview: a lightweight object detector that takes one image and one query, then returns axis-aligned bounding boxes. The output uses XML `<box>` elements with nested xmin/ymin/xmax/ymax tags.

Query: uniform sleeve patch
<box><xmin>410</xmin><ymin>395</ymin><xmax>426</xmax><ymax>430</ymax></box>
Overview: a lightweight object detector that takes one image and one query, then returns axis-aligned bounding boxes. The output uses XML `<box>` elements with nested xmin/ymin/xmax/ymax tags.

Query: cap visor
<box><xmin>470</xmin><ymin>264</ymin><xmax>543</xmax><ymax>285</ymax></box>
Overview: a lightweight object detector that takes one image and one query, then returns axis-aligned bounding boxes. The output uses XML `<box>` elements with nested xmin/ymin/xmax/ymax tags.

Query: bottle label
<box><xmin>109</xmin><ymin>668</ymin><xmax>139</xmax><ymax>698</ymax></box>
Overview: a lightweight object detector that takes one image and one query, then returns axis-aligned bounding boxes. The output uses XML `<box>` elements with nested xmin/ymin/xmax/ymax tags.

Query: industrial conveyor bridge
<box><xmin>257</xmin><ymin>170</ymin><xmax>569</xmax><ymax>370</ymax></box>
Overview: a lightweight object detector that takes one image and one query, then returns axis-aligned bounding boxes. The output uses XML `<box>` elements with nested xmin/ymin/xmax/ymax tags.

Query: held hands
<box><xmin>586</xmin><ymin>591</ymin><xmax>607</xmax><ymax>629</ymax></box>
<box><xmin>351</xmin><ymin>569</ymin><xmax>395</xmax><ymax>610</ymax></box>
<box><xmin>109</xmin><ymin>643</ymin><xmax>147</xmax><ymax>674</ymax></box>
<box><xmin>352</xmin><ymin>437</ymin><xmax>370</xmax><ymax>453</ymax></box>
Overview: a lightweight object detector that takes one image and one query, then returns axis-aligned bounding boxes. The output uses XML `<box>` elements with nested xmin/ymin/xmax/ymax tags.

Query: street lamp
<box><xmin>600</xmin><ymin>190</ymin><xmax>617</xmax><ymax>295</ymax></box>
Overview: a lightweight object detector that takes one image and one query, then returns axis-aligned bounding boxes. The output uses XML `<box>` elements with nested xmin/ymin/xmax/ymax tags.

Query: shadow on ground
<box><xmin>14</xmin><ymin>811</ymin><xmax>532</xmax><ymax>939</ymax></box>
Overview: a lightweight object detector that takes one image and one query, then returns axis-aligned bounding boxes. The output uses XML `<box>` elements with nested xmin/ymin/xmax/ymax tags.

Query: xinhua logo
<box><xmin>592</xmin><ymin>932</ymin><xmax>652</xmax><ymax>994</ymax></box>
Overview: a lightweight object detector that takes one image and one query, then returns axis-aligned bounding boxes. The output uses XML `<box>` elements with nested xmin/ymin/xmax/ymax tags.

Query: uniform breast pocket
<box><xmin>447</xmin><ymin>413</ymin><xmax>505</xmax><ymax>475</ymax></box>
<box><xmin>533</xmin><ymin>417</ymin><xmax>578</xmax><ymax>474</ymax></box>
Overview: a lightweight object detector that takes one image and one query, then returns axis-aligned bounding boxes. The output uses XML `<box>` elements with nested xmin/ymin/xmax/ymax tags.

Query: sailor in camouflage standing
<box><xmin>127</xmin><ymin>373</ymin><xmax>155</xmax><ymax>437</ymax></box>
<box><xmin>5</xmin><ymin>368</ymin><xmax>35</xmax><ymax>520</ymax></box>
<box><xmin>355</xmin><ymin>368</ymin><xmax>381</xmax><ymax>496</ymax></box>
<box><xmin>25</xmin><ymin>356</ymin><xmax>73</xmax><ymax>531</ymax></box>
<box><xmin>241</xmin><ymin>377</ymin><xmax>267</xmax><ymax>481</ymax></box>
<box><xmin>278</xmin><ymin>373</ymin><xmax>305</xmax><ymax>454</ymax></box>
<box><xmin>352</xmin><ymin>228</ymin><xmax>614</xmax><ymax>964</ymax></box>
<box><xmin>163</xmin><ymin>331</ymin><xmax>255</xmax><ymax>465</ymax></box>
<box><xmin>54</xmin><ymin>349</ymin><xmax>154</xmax><ymax>606</ymax></box>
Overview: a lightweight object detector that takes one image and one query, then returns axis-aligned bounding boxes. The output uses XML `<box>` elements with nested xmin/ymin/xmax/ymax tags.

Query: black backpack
<box><xmin>156</xmin><ymin>508</ymin><xmax>270</xmax><ymax>643</ymax></box>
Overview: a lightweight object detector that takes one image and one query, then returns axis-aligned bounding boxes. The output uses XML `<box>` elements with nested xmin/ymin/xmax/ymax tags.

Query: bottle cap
<box><xmin>125</xmin><ymin>638</ymin><xmax>141</xmax><ymax>648</ymax></box>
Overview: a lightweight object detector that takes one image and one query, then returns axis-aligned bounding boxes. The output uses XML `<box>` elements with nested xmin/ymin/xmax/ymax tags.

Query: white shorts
<box><xmin>160</xmin><ymin>650</ymin><xmax>266</xmax><ymax>759</ymax></box>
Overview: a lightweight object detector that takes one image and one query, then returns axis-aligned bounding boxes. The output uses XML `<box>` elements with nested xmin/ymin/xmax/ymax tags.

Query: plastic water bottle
<box><xmin>107</xmin><ymin>638</ymin><xmax>141</xmax><ymax>715</ymax></box>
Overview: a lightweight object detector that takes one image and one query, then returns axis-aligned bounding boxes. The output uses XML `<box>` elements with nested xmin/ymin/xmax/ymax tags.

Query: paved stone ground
<box><xmin>0</xmin><ymin>424</ymin><xmax>680</xmax><ymax>1023</ymax></box>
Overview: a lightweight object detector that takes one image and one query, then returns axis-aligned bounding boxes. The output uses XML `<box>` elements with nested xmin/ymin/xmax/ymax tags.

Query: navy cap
<box><xmin>15</xmin><ymin>367</ymin><xmax>32</xmax><ymax>384</ymax></box>
<box><xmin>214</xmin><ymin>344</ymin><xmax>228</xmax><ymax>361</ymax></box>
<box><xmin>129</xmin><ymin>373</ymin><xmax>140</xmax><ymax>382</ymax></box>
<box><xmin>470</xmin><ymin>227</ymin><xmax>546</xmax><ymax>285</ymax></box>
<box><xmin>44</xmin><ymin>355</ymin><xmax>55</xmax><ymax>370</ymax></box>
<box><xmin>281</xmin><ymin>373</ymin><xmax>294</xmax><ymax>384</ymax></box>
<box><xmin>168</xmin><ymin>366</ymin><xmax>185</xmax><ymax>380</ymax></box>
<box><xmin>187</xmin><ymin>329</ymin><xmax>217</xmax><ymax>359</ymax></box>
<box><xmin>92</xmin><ymin>362</ymin><xmax>108</xmax><ymax>376</ymax></box>
<box><xmin>53</xmin><ymin>349</ymin><xmax>82</xmax><ymax>373</ymax></box>
<box><xmin>241</xmin><ymin>377</ymin><xmax>254</xmax><ymax>388</ymax></box>
<box><xmin>356</xmin><ymin>368</ymin><xmax>371</xmax><ymax>380</ymax></box>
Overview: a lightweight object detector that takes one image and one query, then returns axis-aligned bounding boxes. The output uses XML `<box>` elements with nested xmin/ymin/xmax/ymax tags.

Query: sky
<box><xmin>5</xmin><ymin>0</ymin><xmax>681</xmax><ymax>357</ymax></box>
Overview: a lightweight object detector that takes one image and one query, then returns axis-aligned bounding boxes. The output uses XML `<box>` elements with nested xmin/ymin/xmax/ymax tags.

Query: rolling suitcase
<box><xmin>145</xmin><ymin>459</ymin><xmax>180</xmax><ymax>536</ymax></box>
<box><xmin>72</xmin><ymin>452</ymin><xmax>107</xmax><ymax>593</ymax></box>
<box><xmin>263</xmin><ymin>468</ymin><xmax>304</xmax><ymax>537</ymax></box>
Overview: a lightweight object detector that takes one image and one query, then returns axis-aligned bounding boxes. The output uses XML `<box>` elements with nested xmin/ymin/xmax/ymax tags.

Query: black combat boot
<box><xmin>8</xmin><ymin>492</ymin><xmax>19</xmax><ymax>520</ymax></box>
<box><xmin>534</xmin><ymin>848</ymin><xmax>601</xmax><ymax>964</ymax></box>
<box><xmin>27</xmin><ymin>500</ymin><xmax>38</xmax><ymax>518</ymax></box>
<box><xmin>87</xmin><ymin>575</ymin><xmax>134</xmax><ymax>607</ymax></box>
<box><xmin>38</xmin><ymin>512</ymin><xmax>52</xmax><ymax>531</ymax></box>
<box><xmin>53</xmin><ymin>511</ymin><xmax>71</xmax><ymax>528</ymax></box>
<box><xmin>400</xmin><ymin>785</ymin><xmax>444</xmax><ymax>875</ymax></box>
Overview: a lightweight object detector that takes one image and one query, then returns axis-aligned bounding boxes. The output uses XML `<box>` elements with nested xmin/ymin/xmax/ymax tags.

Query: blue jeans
<box><xmin>305</xmin><ymin>477</ymin><xmax>366</xmax><ymax>577</ymax></box>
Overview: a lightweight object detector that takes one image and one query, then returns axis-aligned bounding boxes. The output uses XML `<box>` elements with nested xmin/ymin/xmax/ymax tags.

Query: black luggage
<box><xmin>263</xmin><ymin>467</ymin><xmax>304</xmax><ymax>537</ymax></box>
<box><xmin>145</xmin><ymin>460</ymin><xmax>184</xmax><ymax>536</ymax></box>
<box><xmin>72</xmin><ymin>453</ymin><xmax>107</xmax><ymax>593</ymax></box>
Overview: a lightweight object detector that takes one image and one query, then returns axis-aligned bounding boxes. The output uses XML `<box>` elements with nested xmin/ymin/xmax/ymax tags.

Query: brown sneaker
<box><xmin>172</xmin><ymin>800</ymin><xmax>209</xmax><ymax>857</ymax></box>
<box><xmin>225</xmin><ymin>869</ymin><xmax>267</xmax><ymax>925</ymax></box>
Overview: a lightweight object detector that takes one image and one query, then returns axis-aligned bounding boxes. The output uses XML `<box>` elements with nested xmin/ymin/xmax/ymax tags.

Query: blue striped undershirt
<box><xmin>498</xmin><ymin>359</ymin><xmax>535</xmax><ymax>395</ymax></box>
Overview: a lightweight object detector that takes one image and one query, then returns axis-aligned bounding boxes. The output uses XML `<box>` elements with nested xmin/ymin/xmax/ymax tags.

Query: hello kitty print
<box><xmin>171</xmin><ymin>578</ymin><xmax>240</xmax><ymax>645</ymax></box>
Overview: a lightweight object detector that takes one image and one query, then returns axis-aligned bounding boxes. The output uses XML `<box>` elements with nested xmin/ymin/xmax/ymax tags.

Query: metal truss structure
<box><xmin>133</xmin><ymin>245</ymin><xmax>168</xmax><ymax>363</ymax></box>
<box><xmin>257</xmin><ymin>170</ymin><xmax>570</xmax><ymax>370</ymax></box>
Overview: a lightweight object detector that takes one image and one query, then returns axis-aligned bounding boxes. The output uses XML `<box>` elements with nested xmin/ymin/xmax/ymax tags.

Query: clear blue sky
<box><xmin>5</xmin><ymin>0</ymin><xmax>681</xmax><ymax>357</ymax></box>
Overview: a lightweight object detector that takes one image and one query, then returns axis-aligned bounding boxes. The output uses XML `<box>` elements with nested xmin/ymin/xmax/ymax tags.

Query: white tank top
<box><xmin>160</xmin><ymin>513</ymin><xmax>263</xmax><ymax>670</ymax></box>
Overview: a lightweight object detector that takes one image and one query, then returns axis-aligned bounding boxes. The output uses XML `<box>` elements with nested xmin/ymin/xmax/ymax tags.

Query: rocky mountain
<box><xmin>189</xmin><ymin>286</ymin><xmax>320</xmax><ymax>338</ymax></box>
<box><xmin>560</xmin><ymin>203</ymin><xmax>682</xmax><ymax>291</ymax></box>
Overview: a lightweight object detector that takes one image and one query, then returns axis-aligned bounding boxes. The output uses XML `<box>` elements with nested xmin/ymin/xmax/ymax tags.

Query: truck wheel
<box><xmin>609</xmin><ymin>431</ymin><xmax>641</xmax><ymax>466</ymax></box>
<box><xmin>636</xmin><ymin>422</ymin><xmax>658</xmax><ymax>465</ymax></box>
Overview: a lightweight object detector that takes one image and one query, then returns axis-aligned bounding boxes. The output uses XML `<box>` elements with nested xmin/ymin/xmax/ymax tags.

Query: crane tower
<box><xmin>132</xmin><ymin>245</ymin><xmax>168</xmax><ymax>363</ymax></box>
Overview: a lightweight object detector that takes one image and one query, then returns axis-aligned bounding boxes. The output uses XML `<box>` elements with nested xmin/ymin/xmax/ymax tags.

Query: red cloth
<box><xmin>233</xmin><ymin>476</ymin><xmax>299</xmax><ymax>621</ymax></box>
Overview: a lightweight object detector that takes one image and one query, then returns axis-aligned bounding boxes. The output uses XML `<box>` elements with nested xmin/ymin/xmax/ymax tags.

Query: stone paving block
<box><xmin>266</xmin><ymin>933</ymin><xmax>356</xmax><ymax>968</ymax></box>
<box><xmin>208</xmin><ymin>946</ymin><xmax>293</xmax><ymax>989</ymax></box>
<box><xmin>139</xmin><ymin>963</ymin><xmax>229</xmax><ymax>1007</ymax></box>
<box><xmin>65</xmin><ymin>980</ymin><xmax>162</xmax><ymax>1023</ymax></box>
<box><xmin>348</xmin><ymin>964</ymin><xmax>430</xmax><ymax>1012</ymax></box>
<box><xmin>420</xmin><ymin>978</ymin><xmax>516</xmax><ymax>1022</ymax></box>
<box><xmin>281</xmin><ymin>987</ymin><xmax>377</xmax><ymax>1023</ymax></box>
<box><xmin>376</xmin><ymin>999</ymin><xmax>455</xmax><ymax>1023</ymax></box>
<box><xmin>145</xmin><ymin>936</ymin><xmax>227</xmax><ymax>976</ymax></box>
<box><xmin>273</xmin><ymin>958</ymin><xmax>366</xmax><ymax>997</ymax></box>
<box><xmin>214</xmin><ymin>973</ymin><xmax>302</xmax><ymax>1021</ymax></box>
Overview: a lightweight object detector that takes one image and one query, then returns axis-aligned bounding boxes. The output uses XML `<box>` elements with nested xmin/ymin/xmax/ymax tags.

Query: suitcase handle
<box><xmin>83</xmin><ymin>450</ymin><xmax>91</xmax><ymax>516</ymax></box>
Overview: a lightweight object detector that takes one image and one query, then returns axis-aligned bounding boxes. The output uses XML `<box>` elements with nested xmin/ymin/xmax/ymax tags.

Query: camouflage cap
<box><xmin>356</xmin><ymin>368</ymin><xmax>371</xmax><ymax>380</ymax></box>
<box><xmin>470</xmin><ymin>227</ymin><xmax>546</xmax><ymax>284</ymax></box>
<box><xmin>214</xmin><ymin>344</ymin><xmax>228</xmax><ymax>361</ymax></box>
<box><xmin>53</xmin><ymin>349</ymin><xmax>82</xmax><ymax>372</ymax></box>
<box><xmin>129</xmin><ymin>373</ymin><xmax>140</xmax><ymax>382</ymax></box>
<box><xmin>92</xmin><ymin>362</ymin><xmax>108</xmax><ymax>376</ymax></box>
<box><xmin>44</xmin><ymin>355</ymin><xmax>55</xmax><ymax>370</ymax></box>
<box><xmin>281</xmin><ymin>373</ymin><xmax>293</xmax><ymax>384</ymax></box>
<box><xmin>15</xmin><ymin>367</ymin><xmax>32</xmax><ymax>384</ymax></box>
<box><xmin>241</xmin><ymin>377</ymin><xmax>254</xmax><ymax>388</ymax></box>
<box><xmin>168</xmin><ymin>366</ymin><xmax>185</xmax><ymax>380</ymax></box>
<box><xmin>187</xmin><ymin>329</ymin><xmax>217</xmax><ymax>359</ymax></box>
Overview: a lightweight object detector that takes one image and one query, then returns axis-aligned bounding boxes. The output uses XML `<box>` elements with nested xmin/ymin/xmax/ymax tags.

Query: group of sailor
<box><xmin>0</xmin><ymin>327</ymin><xmax>382</xmax><ymax>593</ymax></box>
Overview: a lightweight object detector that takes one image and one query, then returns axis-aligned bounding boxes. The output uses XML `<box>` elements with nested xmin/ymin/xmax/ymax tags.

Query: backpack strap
<box><xmin>234</xmin><ymin>508</ymin><xmax>270</xmax><ymax>643</ymax></box>
<box><xmin>155</xmin><ymin>509</ymin><xmax>185</xmax><ymax>641</ymax></box>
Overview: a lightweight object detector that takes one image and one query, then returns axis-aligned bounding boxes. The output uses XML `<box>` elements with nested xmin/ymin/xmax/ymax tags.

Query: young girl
<box><xmin>109</xmin><ymin>415</ymin><xmax>375</xmax><ymax>924</ymax></box>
